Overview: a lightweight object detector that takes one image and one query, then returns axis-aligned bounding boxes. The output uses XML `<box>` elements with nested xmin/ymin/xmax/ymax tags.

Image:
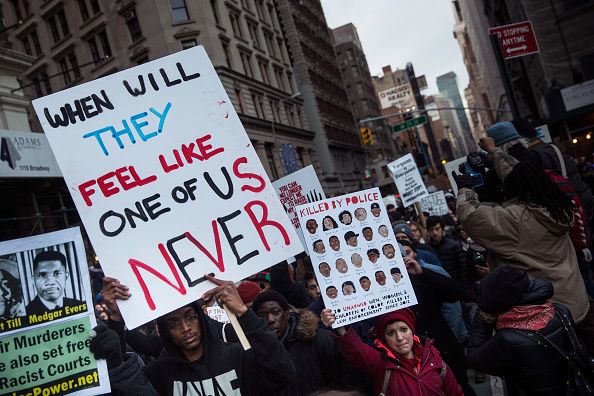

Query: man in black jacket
<box><xmin>426</xmin><ymin>216</ymin><xmax>469</xmax><ymax>289</ymax></box>
<box><xmin>252</xmin><ymin>290</ymin><xmax>355</xmax><ymax>395</ymax></box>
<box><xmin>90</xmin><ymin>275</ymin><xmax>295</xmax><ymax>395</ymax></box>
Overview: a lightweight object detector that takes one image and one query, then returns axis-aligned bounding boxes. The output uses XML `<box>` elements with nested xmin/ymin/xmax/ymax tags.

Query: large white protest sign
<box><xmin>444</xmin><ymin>156</ymin><xmax>467</xmax><ymax>195</ymax></box>
<box><xmin>387</xmin><ymin>154</ymin><xmax>428</xmax><ymax>207</ymax></box>
<box><xmin>32</xmin><ymin>47</ymin><xmax>302</xmax><ymax>328</ymax></box>
<box><xmin>296</xmin><ymin>188</ymin><xmax>417</xmax><ymax>328</ymax></box>
<box><xmin>272</xmin><ymin>165</ymin><xmax>325</xmax><ymax>248</ymax></box>
<box><xmin>0</xmin><ymin>228</ymin><xmax>110</xmax><ymax>396</ymax></box>
<box><xmin>420</xmin><ymin>191</ymin><xmax>448</xmax><ymax>216</ymax></box>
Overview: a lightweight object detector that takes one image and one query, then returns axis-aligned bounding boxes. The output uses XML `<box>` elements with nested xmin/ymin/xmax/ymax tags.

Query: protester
<box><xmin>510</xmin><ymin>118</ymin><xmax>593</xmax><ymax>220</ymax></box>
<box><xmin>237</xmin><ymin>280</ymin><xmax>262</xmax><ymax>309</ymax></box>
<box><xmin>468</xmin><ymin>266</ymin><xmax>578</xmax><ymax>395</ymax></box>
<box><xmin>407</xmin><ymin>220</ymin><xmax>427</xmax><ymax>244</ymax></box>
<box><xmin>456</xmin><ymin>136</ymin><xmax>593</xmax><ymax>353</ymax></box>
<box><xmin>252</xmin><ymin>290</ymin><xmax>353</xmax><ymax>396</ymax></box>
<box><xmin>426</xmin><ymin>216</ymin><xmax>469</xmax><ymax>288</ymax></box>
<box><xmin>90</xmin><ymin>275</ymin><xmax>296</xmax><ymax>395</ymax></box>
<box><xmin>270</xmin><ymin>262</ymin><xmax>318</xmax><ymax>308</ymax></box>
<box><xmin>321</xmin><ymin>308</ymin><xmax>463</xmax><ymax>396</ymax></box>
<box><xmin>393</xmin><ymin>222</ymin><xmax>442</xmax><ymax>267</ymax></box>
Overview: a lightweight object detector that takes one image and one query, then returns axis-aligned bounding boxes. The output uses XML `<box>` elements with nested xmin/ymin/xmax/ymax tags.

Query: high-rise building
<box><xmin>452</xmin><ymin>0</ymin><xmax>512</xmax><ymax>131</ymax></box>
<box><xmin>275</xmin><ymin>0</ymin><xmax>367</xmax><ymax>195</ymax></box>
<box><xmin>4</xmin><ymin>0</ymin><xmax>322</xmax><ymax>183</ymax></box>
<box><xmin>332</xmin><ymin>23</ymin><xmax>397</xmax><ymax>192</ymax></box>
<box><xmin>436</xmin><ymin>71</ymin><xmax>476</xmax><ymax>153</ymax></box>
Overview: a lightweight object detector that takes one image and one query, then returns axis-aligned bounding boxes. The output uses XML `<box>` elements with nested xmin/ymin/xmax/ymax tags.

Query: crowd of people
<box><xmin>77</xmin><ymin>118</ymin><xmax>594</xmax><ymax>395</ymax></box>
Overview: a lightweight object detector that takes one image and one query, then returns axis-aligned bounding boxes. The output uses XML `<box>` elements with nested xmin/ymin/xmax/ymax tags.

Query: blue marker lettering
<box><xmin>83</xmin><ymin>127</ymin><xmax>114</xmax><ymax>156</ymax></box>
<box><xmin>149</xmin><ymin>102</ymin><xmax>172</xmax><ymax>133</ymax></box>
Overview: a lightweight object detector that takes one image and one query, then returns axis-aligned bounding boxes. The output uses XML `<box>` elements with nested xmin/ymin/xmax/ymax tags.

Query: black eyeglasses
<box><xmin>166</xmin><ymin>313</ymin><xmax>199</xmax><ymax>332</ymax></box>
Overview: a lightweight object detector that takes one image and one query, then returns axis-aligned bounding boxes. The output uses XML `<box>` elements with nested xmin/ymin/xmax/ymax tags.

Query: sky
<box><xmin>320</xmin><ymin>0</ymin><xmax>469</xmax><ymax>96</ymax></box>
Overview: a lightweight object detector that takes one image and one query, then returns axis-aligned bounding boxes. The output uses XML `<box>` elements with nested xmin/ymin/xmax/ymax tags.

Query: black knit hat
<box><xmin>477</xmin><ymin>266</ymin><xmax>530</xmax><ymax>314</ymax></box>
<box><xmin>251</xmin><ymin>290</ymin><xmax>290</xmax><ymax>313</ymax></box>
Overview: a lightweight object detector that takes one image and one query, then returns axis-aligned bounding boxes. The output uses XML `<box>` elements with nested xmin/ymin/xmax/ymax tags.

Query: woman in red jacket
<box><xmin>321</xmin><ymin>308</ymin><xmax>463</xmax><ymax>396</ymax></box>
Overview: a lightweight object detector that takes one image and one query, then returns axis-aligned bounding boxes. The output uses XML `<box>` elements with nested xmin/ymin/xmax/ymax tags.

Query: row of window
<box><xmin>235</xmin><ymin>89</ymin><xmax>304</xmax><ymax>129</ymax></box>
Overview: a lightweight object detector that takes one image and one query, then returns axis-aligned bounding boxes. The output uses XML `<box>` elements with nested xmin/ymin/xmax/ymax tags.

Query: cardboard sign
<box><xmin>296</xmin><ymin>188</ymin><xmax>417</xmax><ymax>327</ymax></box>
<box><xmin>0</xmin><ymin>129</ymin><xmax>62</xmax><ymax>178</ymax></box>
<box><xmin>206</xmin><ymin>306</ymin><xmax>230</xmax><ymax>324</ymax></box>
<box><xmin>444</xmin><ymin>156</ymin><xmax>468</xmax><ymax>195</ymax></box>
<box><xmin>32</xmin><ymin>47</ymin><xmax>302</xmax><ymax>328</ymax></box>
<box><xmin>272</xmin><ymin>165</ymin><xmax>326</xmax><ymax>248</ymax></box>
<box><xmin>420</xmin><ymin>191</ymin><xmax>448</xmax><ymax>216</ymax></box>
<box><xmin>387</xmin><ymin>154</ymin><xmax>428</xmax><ymax>207</ymax></box>
<box><xmin>535</xmin><ymin>124</ymin><xmax>552</xmax><ymax>144</ymax></box>
<box><xmin>0</xmin><ymin>228</ymin><xmax>110</xmax><ymax>396</ymax></box>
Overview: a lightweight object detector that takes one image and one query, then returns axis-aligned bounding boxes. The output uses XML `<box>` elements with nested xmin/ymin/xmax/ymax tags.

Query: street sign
<box><xmin>488</xmin><ymin>21</ymin><xmax>539</xmax><ymax>59</ymax></box>
<box><xmin>392</xmin><ymin>115</ymin><xmax>428</xmax><ymax>133</ymax></box>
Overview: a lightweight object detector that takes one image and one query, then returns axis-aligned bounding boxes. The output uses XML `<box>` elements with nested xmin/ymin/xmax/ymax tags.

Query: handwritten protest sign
<box><xmin>0</xmin><ymin>228</ymin><xmax>110</xmax><ymax>396</ymax></box>
<box><xmin>32</xmin><ymin>47</ymin><xmax>302</xmax><ymax>328</ymax></box>
<box><xmin>272</xmin><ymin>165</ymin><xmax>325</xmax><ymax>248</ymax></box>
<box><xmin>296</xmin><ymin>188</ymin><xmax>417</xmax><ymax>327</ymax></box>
<box><xmin>420</xmin><ymin>191</ymin><xmax>449</xmax><ymax>216</ymax></box>
<box><xmin>444</xmin><ymin>156</ymin><xmax>467</xmax><ymax>195</ymax></box>
<box><xmin>206</xmin><ymin>306</ymin><xmax>230</xmax><ymax>324</ymax></box>
<box><xmin>387</xmin><ymin>154</ymin><xmax>428</xmax><ymax>207</ymax></box>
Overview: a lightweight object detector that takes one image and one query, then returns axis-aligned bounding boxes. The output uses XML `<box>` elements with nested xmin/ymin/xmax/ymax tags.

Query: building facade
<box><xmin>4</xmin><ymin>0</ymin><xmax>323</xmax><ymax>183</ymax></box>
<box><xmin>332</xmin><ymin>23</ymin><xmax>397</xmax><ymax>192</ymax></box>
<box><xmin>275</xmin><ymin>0</ymin><xmax>367</xmax><ymax>195</ymax></box>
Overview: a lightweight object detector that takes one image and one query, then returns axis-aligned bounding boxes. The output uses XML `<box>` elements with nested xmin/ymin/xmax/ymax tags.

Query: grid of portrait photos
<box><xmin>296</xmin><ymin>187</ymin><xmax>418</xmax><ymax>327</ymax></box>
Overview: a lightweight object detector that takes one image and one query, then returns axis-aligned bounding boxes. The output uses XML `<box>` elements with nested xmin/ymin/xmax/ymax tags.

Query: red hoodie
<box><xmin>334</xmin><ymin>328</ymin><xmax>463</xmax><ymax>395</ymax></box>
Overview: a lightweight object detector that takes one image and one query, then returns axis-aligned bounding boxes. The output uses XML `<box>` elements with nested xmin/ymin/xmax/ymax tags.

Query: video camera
<box><xmin>457</xmin><ymin>151</ymin><xmax>490</xmax><ymax>189</ymax></box>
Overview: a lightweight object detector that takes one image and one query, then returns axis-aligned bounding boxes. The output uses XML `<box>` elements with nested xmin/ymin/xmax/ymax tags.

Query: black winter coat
<box><xmin>430</xmin><ymin>237</ymin><xmax>468</xmax><ymax>288</ymax></box>
<box><xmin>279</xmin><ymin>310</ymin><xmax>354</xmax><ymax>396</ymax></box>
<box><xmin>467</xmin><ymin>280</ymin><xmax>571</xmax><ymax>395</ymax></box>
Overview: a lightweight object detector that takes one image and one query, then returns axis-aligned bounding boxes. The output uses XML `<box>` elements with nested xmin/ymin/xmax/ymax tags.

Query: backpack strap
<box><xmin>379</xmin><ymin>369</ymin><xmax>392</xmax><ymax>396</ymax></box>
<box><xmin>551</xmin><ymin>144</ymin><xmax>567</xmax><ymax>177</ymax></box>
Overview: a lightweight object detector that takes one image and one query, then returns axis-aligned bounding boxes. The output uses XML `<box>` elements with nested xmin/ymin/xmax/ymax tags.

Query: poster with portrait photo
<box><xmin>296</xmin><ymin>187</ymin><xmax>418</xmax><ymax>328</ymax></box>
<box><xmin>0</xmin><ymin>227</ymin><xmax>111</xmax><ymax>396</ymax></box>
<box><xmin>0</xmin><ymin>228</ymin><xmax>91</xmax><ymax>334</ymax></box>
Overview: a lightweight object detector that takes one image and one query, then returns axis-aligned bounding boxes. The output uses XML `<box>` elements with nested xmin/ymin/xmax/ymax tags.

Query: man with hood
<box><xmin>455</xmin><ymin>136</ymin><xmax>593</xmax><ymax>353</ymax></box>
<box><xmin>252</xmin><ymin>290</ymin><xmax>354</xmax><ymax>395</ymax></box>
<box><xmin>90</xmin><ymin>275</ymin><xmax>295</xmax><ymax>395</ymax></box>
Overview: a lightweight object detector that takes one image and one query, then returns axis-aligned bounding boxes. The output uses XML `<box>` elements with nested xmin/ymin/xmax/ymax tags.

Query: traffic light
<box><xmin>359</xmin><ymin>127</ymin><xmax>375</xmax><ymax>145</ymax></box>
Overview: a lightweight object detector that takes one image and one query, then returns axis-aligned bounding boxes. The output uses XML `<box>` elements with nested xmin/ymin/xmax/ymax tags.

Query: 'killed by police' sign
<box><xmin>32</xmin><ymin>47</ymin><xmax>303</xmax><ymax>328</ymax></box>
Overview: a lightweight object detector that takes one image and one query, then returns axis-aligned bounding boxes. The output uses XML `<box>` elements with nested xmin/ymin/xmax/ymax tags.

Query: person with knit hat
<box><xmin>321</xmin><ymin>308</ymin><xmax>463</xmax><ymax>396</ymax></box>
<box><xmin>252</xmin><ymin>290</ymin><xmax>354</xmax><ymax>395</ymax></box>
<box><xmin>237</xmin><ymin>280</ymin><xmax>261</xmax><ymax>308</ymax></box>
<box><xmin>468</xmin><ymin>266</ymin><xmax>580</xmax><ymax>395</ymax></box>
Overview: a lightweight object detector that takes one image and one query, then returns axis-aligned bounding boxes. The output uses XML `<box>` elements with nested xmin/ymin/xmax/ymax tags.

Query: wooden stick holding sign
<box><xmin>204</xmin><ymin>274</ymin><xmax>251</xmax><ymax>350</ymax></box>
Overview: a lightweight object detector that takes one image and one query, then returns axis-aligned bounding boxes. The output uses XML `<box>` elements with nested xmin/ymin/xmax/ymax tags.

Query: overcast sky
<box><xmin>320</xmin><ymin>0</ymin><xmax>470</xmax><ymax>96</ymax></box>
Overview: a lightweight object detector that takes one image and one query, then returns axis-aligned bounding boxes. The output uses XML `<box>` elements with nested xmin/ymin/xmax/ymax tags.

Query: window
<box><xmin>269</xmin><ymin>100</ymin><xmax>280</xmax><ymax>122</ymax></box>
<box><xmin>170</xmin><ymin>0</ymin><xmax>190</xmax><ymax>23</ymax></box>
<box><xmin>181</xmin><ymin>39</ymin><xmax>197</xmax><ymax>49</ymax></box>
<box><xmin>285</xmin><ymin>105</ymin><xmax>294</xmax><ymax>126</ymax></box>
<box><xmin>361</xmin><ymin>98</ymin><xmax>369</xmax><ymax>111</ymax></box>
<box><xmin>350</xmin><ymin>65</ymin><xmax>359</xmax><ymax>76</ymax></box>
<box><xmin>239</xmin><ymin>50</ymin><xmax>253</xmax><ymax>77</ymax></box>
<box><xmin>265</xmin><ymin>143</ymin><xmax>279</xmax><ymax>179</ymax></box>
<box><xmin>235</xmin><ymin>89</ymin><xmax>244</xmax><ymax>113</ymax></box>
<box><xmin>46</xmin><ymin>8</ymin><xmax>70</xmax><ymax>44</ymax></box>
<box><xmin>31</xmin><ymin>71</ymin><xmax>52</xmax><ymax>97</ymax></box>
<box><xmin>88</xmin><ymin>30</ymin><xmax>112</xmax><ymax>64</ymax></box>
<box><xmin>58</xmin><ymin>52</ymin><xmax>81</xmax><ymax>85</ymax></box>
<box><xmin>356</xmin><ymin>82</ymin><xmax>364</xmax><ymax>94</ymax></box>
<box><xmin>136</xmin><ymin>55</ymin><xmax>149</xmax><ymax>65</ymax></box>
<box><xmin>78</xmin><ymin>0</ymin><xmax>101</xmax><ymax>21</ymax></box>
<box><xmin>263</xmin><ymin>31</ymin><xmax>276</xmax><ymax>57</ymax></box>
<box><xmin>277</xmin><ymin>38</ymin><xmax>286</xmax><ymax>62</ymax></box>
<box><xmin>247</xmin><ymin>22</ymin><xmax>260</xmax><ymax>47</ymax></box>
<box><xmin>286</xmin><ymin>71</ymin><xmax>294</xmax><ymax>93</ymax></box>
<box><xmin>255</xmin><ymin>0</ymin><xmax>264</xmax><ymax>20</ymax></box>
<box><xmin>267</xmin><ymin>3</ymin><xmax>277</xmax><ymax>29</ymax></box>
<box><xmin>11</xmin><ymin>0</ymin><xmax>30</xmax><ymax>21</ymax></box>
<box><xmin>229</xmin><ymin>10</ymin><xmax>243</xmax><ymax>38</ymax></box>
<box><xmin>273</xmin><ymin>67</ymin><xmax>285</xmax><ymax>91</ymax></box>
<box><xmin>221</xmin><ymin>40</ymin><xmax>232</xmax><ymax>67</ymax></box>
<box><xmin>210</xmin><ymin>0</ymin><xmax>220</xmax><ymax>25</ymax></box>
<box><xmin>21</xmin><ymin>29</ymin><xmax>41</xmax><ymax>56</ymax></box>
<box><xmin>123</xmin><ymin>8</ymin><xmax>143</xmax><ymax>42</ymax></box>
<box><xmin>241</xmin><ymin>0</ymin><xmax>251</xmax><ymax>12</ymax></box>
<box><xmin>258</xmin><ymin>61</ymin><xmax>269</xmax><ymax>84</ymax></box>
<box><xmin>347</xmin><ymin>49</ymin><xmax>354</xmax><ymax>60</ymax></box>
<box><xmin>251</xmin><ymin>94</ymin><xmax>265</xmax><ymax>119</ymax></box>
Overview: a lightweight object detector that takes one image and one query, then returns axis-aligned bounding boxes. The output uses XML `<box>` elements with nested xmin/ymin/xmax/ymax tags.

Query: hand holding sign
<box><xmin>100</xmin><ymin>277</ymin><xmax>131</xmax><ymax>322</ymax></box>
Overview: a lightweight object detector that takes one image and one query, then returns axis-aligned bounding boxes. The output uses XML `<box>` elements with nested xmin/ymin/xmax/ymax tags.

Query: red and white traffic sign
<box><xmin>489</xmin><ymin>21</ymin><xmax>539</xmax><ymax>59</ymax></box>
